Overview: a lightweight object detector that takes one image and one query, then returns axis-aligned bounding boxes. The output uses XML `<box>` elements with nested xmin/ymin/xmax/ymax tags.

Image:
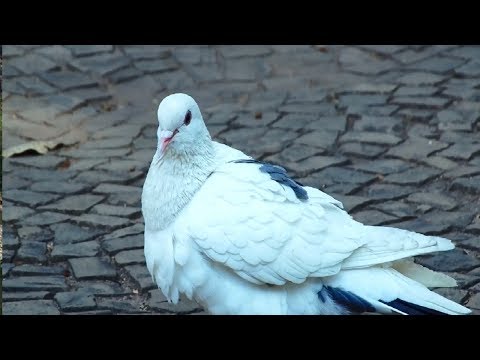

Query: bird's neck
<box><xmin>141</xmin><ymin>139</ymin><xmax>216</xmax><ymax>231</ymax></box>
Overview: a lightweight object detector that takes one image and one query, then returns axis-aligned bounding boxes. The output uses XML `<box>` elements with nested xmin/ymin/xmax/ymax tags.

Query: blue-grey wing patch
<box><xmin>318</xmin><ymin>286</ymin><xmax>376</xmax><ymax>314</ymax></box>
<box><xmin>231</xmin><ymin>159</ymin><xmax>308</xmax><ymax>200</ymax></box>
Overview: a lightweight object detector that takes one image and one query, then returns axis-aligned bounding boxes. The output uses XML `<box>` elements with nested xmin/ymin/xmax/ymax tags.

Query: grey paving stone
<box><xmin>272</xmin><ymin>114</ymin><xmax>317</xmax><ymax>130</ymax></box>
<box><xmin>284</xmin><ymin>156</ymin><xmax>349</xmax><ymax>177</ymax></box>
<box><xmin>11</xmin><ymin>264</ymin><xmax>65</xmax><ymax>276</ymax></box>
<box><xmin>93</xmin><ymin>123</ymin><xmax>143</xmax><ymax>139</ymax></box>
<box><xmin>40</xmin><ymin>71</ymin><xmax>98</xmax><ymax>90</ymax></box>
<box><xmin>96</xmin><ymin>298</ymin><xmax>143</xmax><ymax>314</ymax></box>
<box><xmin>415</xmin><ymin>248</ymin><xmax>480</xmax><ymax>273</ymax></box>
<box><xmin>339</xmin><ymin>143</ymin><xmax>387</xmax><ymax>159</ymax></box>
<box><xmin>54</xmin><ymin>291</ymin><xmax>97</xmax><ymax>312</ymax></box>
<box><xmin>278</xmin><ymin>103</ymin><xmax>337</xmax><ymax>115</ymax></box>
<box><xmin>73</xmin><ymin>214</ymin><xmax>132</xmax><ymax>228</ymax></box>
<box><xmin>76</xmin><ymin>281</ymin><xmax>128</xmax><ymax>297</ymax></box>
<box><xmin>340</xmin><ymin>131</ymin><xmax>402</xmax><ymax>145</ymax></box>
<box><xmin>397</xmin><ymin>108</ymin><xmax>434</xmax><ymax>121</ymax></box>
<box><xmin>339</xmin><ymin>47</ymin><xmax>397</xmax><ymax>75</ymax></box>
<box><xmin>2</xmin><ymin>300</ymin><xmax>60</xmax><ymax>315</ymax></box>
<box><xmin>394</xmin><ymin>86</ymin><xmax>439</xmax><ymax>97</ymax></box>
<box><xmin>3</xmin><ymin>276</ymin><xmax>68</xmax><ymax>292</ymax></box>
<box><xmin>135</xmin><ymin>58</ymin><xmax>178</xmax><ymax>74</ymax></box>
<box><xmin>50</xmin><ymin>222</ymin><xmax>105</xmax><ymax>244</ymax></box>
<box><xmin>66</xmin><ymin>88</ymin><xmax>112</xmax><ymax>103</ymax></box>
<box><xmin>34</xmin><ymin>45</ymin><xmax>73</xmax><ymax>62</ymax></box>
<box><xmin>42</xmin><ymin>94</ymin><xmax>85</xmax><ymax>112</ymax></box>
<box><xmin>296</xmin><ymin>130</ymin><xmax>340</xmax><ymax>149</ymax></box>
<box><xmin>443</xmin><ymin>166</ymin><xmax>480</xmax><ymax>179</ymax></box>
<box><xmin>339</xmin><ymin>94</ymin><xmax>389</xmax><ymax>107</ymax></box>
<box><xmin>439</xmin><ymin>143</ymin><xmax>480</xmax><ymax>160</ymax></box>
<box><xmin>406</xmin><ymin>192</ymin><xmax>457</xmax><ymax>211</ymax></box>
<box><xmin>2</xmin><ymin>250</ymin><xmax>15</xmax><ymax>262</ymax></box>
<box><xmin>124</xmin><ymin>264</ymin><xmax>157</xmax><ymax>291</ymax></box>
<box><xmin>448</xmin><ymin>46</ymin><xmax>480</xmax><ymax>60</ymax></box>
<box><xmin>346</xmin><ymin>83</ymin><xmax>398</xmax><ymax>94</ymax></box>
<box><xmin>91</xmin><ymin>204</ymin><xmax>141</xmax><ymax>218</ymax></box>
<box><xmin>114</xmin><ymin>249</ymin><xmax>146</xmax><ymax>266</ymax></box>
<box><xmin>383</xmin><ymin>167</ymin><xmax>442</xmax><ymax>185</ymax></box>
<box><xmin>108</xmin><ymin>67</ymin><xmax>144</xmax><ymax>83</ymax></box>
<box><xmin>372</xmin><ymin>201</ymin><xmax>420</xmax><ymax>219</ymax></box>
<box><xmin>17</xmin><ymin>226</ymin><xmax>53</xmax><ymax>242</ymax></box>
<box><xmin>67</xmin><ymin>45</ymin><xmax>113</xmax><ymax>57</ymax></box>
<box><xmin>364</xmin><ymin>184</ymin><xmax>415</xmax><ymax>201</ymax></box>
<box><xmin>455</xmin><ymin>60</ymin><xmax>480</xmax><ymax>77</ymax></box>
<box><xmin>3</xmin><ymin>44</ymin><xmax>25</xmax><ymax>57</ymax></box>
<box><xmin>352</xmin><ymin>210</ymin><xmax>398</xmax><ymax>226</ymax></box>
<box><xmin>9</xmin><ymin>155</ymin><xmax>66</xmax><ymax>169</ymax></box>
<box><xmin>305</xmin><ymin>116</ymin><xmax>348</xmax><ymax>132</ymax></box>
<box><xmin>397</xmin><ymin>72</ymin><xmax>445</xmax><ymax>86</ymax></box>
<box><xmin>467</xmin><ymin>293</ymin><xmax>480</xmax><ymax>310</ymax></box>
<box><xmin>71</xmin><ymin>53</ymin><xmax>130</xmax><ymax>76</ymax></box>
<box><xmin>62</xmin><ymin>148</ymin><xmax>131</xmax><ymax>159</ymax></box>
<box><xmin>16</xmin><ymin>76</ymin><xmax>57</xmax><ymax>95</ymax></box>
<box><xmin>148</xmin><ymin>289</ymin><xmax>202</xmax><ymax>314</ymax></box>
<box><xmin>101</xmin><ymin>234</ymin><xmax>144</xmax><ymax>255</ymax></box>
<box><xmin>2</xmin><ymin>175</ymin><xmax>31</xmax><ymax>191</ymax></box>
<box><xmin>39</xmin><ymin>194</ymin><xmax>105</xmax><ymax>212</ymax></box>
<box><xmin>225</xmin><ymin>58</ymin><xmax>271</xmax><ymax>81</ymax></box>
<box><xmin>10</xmin><ymin>53</ymin><xmax>59</xmax><ymax>74</ymax></box>
<box><xmin>391</xmin><ymin>96</ymin><xmax>450</xmax><ymax>109</ymax></box>
<box><xmin>51</xmin><ymin>241</ymin><xmax>100</xmax><ymax>261</ymax></box>
<box><xmin>22</xmin><ymin>211</ymin><xmax>72</xmax><ymax>226</ymax></box>
<box><xmin>102</xmin><ymin>223</ymin><xmax>144</xmax><ymax>241</ymax></box>
<box><xmin>80</xmin><ymin>137</ymin><xmax>133</xmax><ymax>149</ymax></box>
<box><xmin>93</xmin><ymin>183</ymin><xmax>141</xmax><ymax>194</ymax></box>
<box><xmin>3</xmin><ymin>206</ymin><xmax>35</xmax><ymax>222</ymax></box>
<box><xmin>264</xmin><ymin>144</ymin><xmax>324</xmax><ymax>164</ymax></box>
<box><xmin>30</xmin><ymin>181</ymin><xmax>90</xmax><ymax>194</ymax></box>
<box><xmin>309</xmin><ymin>167</ymin><xmax>378</xmax><ymax>188</ymax></box>
<box><xmin>67</xmin><ymin>159</ymin><xmax>107</xmax><ymax>171</ymax></box>
<box><xmin>353</xmin><ymin>116</ymin><xmax>404</xmax><ymax>134</ymax></box>
<box><xmin>219</xmin><ymin>45</ymin><xmax>272</xmax><ymax>58</ymax></box>
<box><xmin>4</xmin><ymin>189</ymin><xmax>61</xmax><ymax>207</ymax></box>
<box><xmin>69</xmin><ymin>257</ymin><xmax>117</xmax><ymax>280</ymax></box>
<box><xmin>74</xmin><ymin>170</ymin><xmax>142</xmax><ymax>185</ymax></box>
<box><xmin>408</xmin><ymin>56</ymin><xmax>466</xmax><ymax>73</ymax></box>
<box><xmin>16</xmin><ymin>241</ymin><xmax>47</xmax><ymax>262</ymax></box>
<box><xmin>123</xmin><ymin>46</ymin><xmax>171</xmax><ymax>60</ymax></box>
<box><xmin>386</xmin><ymin>136</ymin><xmax>449</xmax><ymax>160</ymax></box>
<box><xmin>95</xmin><ymin>160</ymin><xmax>147</xmax><ymax>174</ymax></box>
<box><xmin>451</xmin><ymin>176</ymin><xmax>480</xmax><ymax>195</ymax></box>
<box><xmin>2</xmin><ymin>263</ymin><xmax>15</xmax><ymax>277</ymax></box>
<box><xmin>2</xmin><ymin>291</ymin><xmax>51</xmax><ymax>302</ymax></box>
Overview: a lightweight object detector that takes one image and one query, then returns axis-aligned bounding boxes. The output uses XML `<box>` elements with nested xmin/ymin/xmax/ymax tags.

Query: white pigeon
<box><xmin>142</xmin><ymin>93</ymin><xmax>471</xmax><ymax>315</ymax></box>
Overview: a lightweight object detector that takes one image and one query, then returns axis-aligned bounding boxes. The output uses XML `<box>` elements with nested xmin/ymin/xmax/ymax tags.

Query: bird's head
<box><xmin>156</xmin><ymin>93</ymin><xmax>210</xmax><ymax>158</ymax></box>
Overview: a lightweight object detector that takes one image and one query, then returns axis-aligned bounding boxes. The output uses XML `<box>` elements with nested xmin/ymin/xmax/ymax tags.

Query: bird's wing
<box><xmin>174</xmin><ymin>160</ymin><xmax>454</xmax><ymax>286</ymax></box>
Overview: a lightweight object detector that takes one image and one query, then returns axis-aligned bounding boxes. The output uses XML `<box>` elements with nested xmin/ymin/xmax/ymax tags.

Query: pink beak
<box><xmin>158</xmin><ymin>129</ymin><xmax>178</xmax><ymax>155</ymax></box>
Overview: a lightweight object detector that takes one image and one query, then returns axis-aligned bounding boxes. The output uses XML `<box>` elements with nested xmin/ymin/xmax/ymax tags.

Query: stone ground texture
<box><xmin>2</xmin><ymin>45</ymin><xmax>480</xmax><ymax>315</ymax></box>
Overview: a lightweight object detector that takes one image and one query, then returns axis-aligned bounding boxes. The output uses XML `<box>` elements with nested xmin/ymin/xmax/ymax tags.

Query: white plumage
<box><xmin>141</xmin><ymin>93</ymin><xmax>471</xmax><ymax>315</ymax></box>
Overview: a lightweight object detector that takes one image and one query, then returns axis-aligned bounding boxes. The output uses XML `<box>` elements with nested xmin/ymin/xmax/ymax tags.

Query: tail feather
<box><xmin>324</xmin><ymin>267</ymin><xmax>471</xmax><ymax>315</ymax></box>
<box><xmin>392</xmin><ymin>259</ymin><xmax>458</xmax><ymax>288</ymax></box>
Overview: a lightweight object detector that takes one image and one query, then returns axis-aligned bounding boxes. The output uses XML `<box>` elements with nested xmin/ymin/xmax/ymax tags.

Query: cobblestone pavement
<box><xmin>2</xmin><ymin>45</ymin><xmax>480</xmax><ymax>315</ymax></box>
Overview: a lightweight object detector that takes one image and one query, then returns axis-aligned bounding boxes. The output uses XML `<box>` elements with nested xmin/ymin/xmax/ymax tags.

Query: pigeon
<box><xmin>142</xmin><ymin>93</ymin><xmax>471</xmax><ymax>315</ymax></box>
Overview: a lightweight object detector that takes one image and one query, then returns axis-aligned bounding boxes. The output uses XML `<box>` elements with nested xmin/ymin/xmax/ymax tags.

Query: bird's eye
<box><xmin>184</xmin><ymin>110</ymin><xmax>192</xmax><ymax>126</ymax></box>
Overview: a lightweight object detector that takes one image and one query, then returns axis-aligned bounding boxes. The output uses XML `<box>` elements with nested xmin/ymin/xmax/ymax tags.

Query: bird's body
<box><xmin>142</xmin><ymin>93</ymin><xmax>471</xmax><ymax>315</ymax></box>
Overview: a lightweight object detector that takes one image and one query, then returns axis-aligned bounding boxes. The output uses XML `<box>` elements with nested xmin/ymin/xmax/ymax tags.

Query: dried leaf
<box><xmin>3</xmin><ymin>127</ymin><xmax>87</xmax><ymax>158</ymax></box>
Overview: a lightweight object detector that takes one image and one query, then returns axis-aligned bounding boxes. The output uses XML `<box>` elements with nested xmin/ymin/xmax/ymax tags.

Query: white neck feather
<box><xmin>141</xmin><ymin>136</ymin><xmax>216</xmax><ymax>231</ymax></box>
